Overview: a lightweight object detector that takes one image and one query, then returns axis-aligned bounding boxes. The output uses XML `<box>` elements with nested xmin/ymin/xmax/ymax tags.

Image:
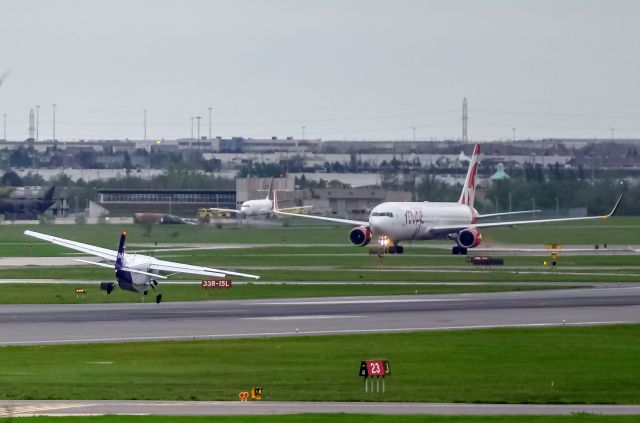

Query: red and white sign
<box><xmin>202</xmin><ymin>280</ymin><xmax>232</xmax><ymax>288</ymax></box>
<box><xmin>366</xmin><ymin>360</ymin><xmax>385</xmax><ymax>376</ymax></box>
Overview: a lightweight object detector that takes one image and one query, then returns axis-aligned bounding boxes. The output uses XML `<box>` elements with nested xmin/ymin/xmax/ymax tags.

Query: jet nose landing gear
<box><xmin>378</xmin><ymin>236</ymin><xmax>404</xmax><ymax>254</ymax></box>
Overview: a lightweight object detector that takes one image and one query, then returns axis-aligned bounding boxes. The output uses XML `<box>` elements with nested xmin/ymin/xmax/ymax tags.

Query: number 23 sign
<box><xmin>359</xmin><ymin>360</ymin><xmax>390</xmax><ymax>378</ymax></box>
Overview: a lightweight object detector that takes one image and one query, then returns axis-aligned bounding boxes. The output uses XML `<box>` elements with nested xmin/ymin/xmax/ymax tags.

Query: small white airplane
<box><xmin>274</xmin><ymin>144</ymin><xmax>623</xmax><ymax>255</ymax></box>
<box><xmin>206</xmin><ymin>178</ymin><xmax>311</xmax><ymax>217</ymax></box>
<box><xmin>24</xmin><ymin>230</ymin><xmax>259</xmax><ymax>303</ymax></box>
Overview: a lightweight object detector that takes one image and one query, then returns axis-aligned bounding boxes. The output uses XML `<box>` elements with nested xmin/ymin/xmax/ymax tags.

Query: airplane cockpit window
<box><xmin>371</xmin><ymin>212</ymin><xmax>394</xmax><ymax>217</ymax></box>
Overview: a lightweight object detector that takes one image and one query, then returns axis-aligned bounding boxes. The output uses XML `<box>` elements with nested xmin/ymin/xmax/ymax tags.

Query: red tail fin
<box><xmin>458</xmin><ymin>144</ymin><xmax>480</xmax><ymax>207</ymax></box>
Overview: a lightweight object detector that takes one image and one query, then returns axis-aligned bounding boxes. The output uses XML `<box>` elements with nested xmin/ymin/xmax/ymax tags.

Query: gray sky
<box><xmin>1</xmin><ymin>0</ymin><xmax>639</xmax><ymax>141</ymax></box>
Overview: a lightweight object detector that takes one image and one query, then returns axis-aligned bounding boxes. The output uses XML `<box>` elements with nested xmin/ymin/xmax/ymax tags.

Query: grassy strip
<box><xmin>0</xmin><ymin>265</ymin><xmax>636</xmax><ymax>284</ymax></box>
<box><xmin>0</xmin><ymin>216</ymin><xmax>638</xmax><ymax>251</ymax></box>
<box><xmin>1</xmin><ymin>325</ymin><xmax>639</xmax><ymax>404</ymax></box>
<box><xmin>2</xmin><ymin>415</ymin><xmax>640</xmax><ymax>423</ymax></box>
<box><xmin>0</xmin><ymin>283</ymin><xmax>559</xmax><ymax>304</ymax></box>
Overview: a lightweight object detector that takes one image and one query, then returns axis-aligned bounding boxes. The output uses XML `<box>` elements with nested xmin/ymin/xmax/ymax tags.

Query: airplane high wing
<box><xmin>430</xmin><ymin>193</ymin><xmax>623</xmax><ymax>235</ymax></box>
<box><xmin>24</xmin><ymin>230</ymin><xmax>259</xmax><ymax>303</ymax></box>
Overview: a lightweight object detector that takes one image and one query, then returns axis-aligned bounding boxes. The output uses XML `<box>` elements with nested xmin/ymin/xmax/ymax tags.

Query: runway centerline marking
<box><xmin>242</xmin><ymin>315</ymin><xmax>366</xmax><ymax>321</ymax></box>
<box><xmin>1</xmin><ymin>319</ymin><xmax>637</xmax><ymax>346</ymax></box>
<box><xmin>257</xmin><ymin>298</ymin><xmax>471</xmax><ymax>306</ymax></box>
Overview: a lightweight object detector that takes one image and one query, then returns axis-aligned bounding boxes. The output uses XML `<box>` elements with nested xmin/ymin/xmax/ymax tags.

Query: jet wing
<box><xmin>273</xmin><ymin>190</ymin><xmax>367</xmax><ymax>226</ymax></box>
<box><xmin>477</xmin><ymin>209</ymin><xmax>540</xmax><ymax>219</ymax></box>
<box><xmin>24</xmin><ymin>230</ymin><xmax>117</xmax><ymax>261</ymax></box>
<box><xmin>149</xmin><ymin>258</ymin><xmax>260</xmax><ymax>279</ymax></box>
<box><xmin>273</xmin><ymin>210</ymin><xmax>369</xmax><ymax>226</ymax></box>
<box><xmin>430</xmin><ymin>194</ymin><xmax>623</xmax><ymax>235</ymax></box>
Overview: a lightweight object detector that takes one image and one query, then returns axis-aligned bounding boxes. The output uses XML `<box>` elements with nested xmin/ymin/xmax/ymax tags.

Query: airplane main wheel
<box><xmin>156</xmin><ymin>294</ymin><xmax>163</xmax><ymax>304</ymax></box>
<box><xmin>451</xmin><ymin>246</ymin><xmax>468</xmax><ymax>255</ymax></box>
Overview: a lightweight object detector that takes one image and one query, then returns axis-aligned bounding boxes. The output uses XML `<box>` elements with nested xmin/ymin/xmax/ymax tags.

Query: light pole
<box><xmin>412</xmin><ymin>126</ymin><xmax>416</xmax><ymax>142</ymax></box>
<box><xmin>196</xmin><ymin>116</ymin><xmax>202</xmax><ymax>141</ymax></box>
<box><xmin>36</xmin><ymin>105</ymin><xmax>40</xmax><ymax>141</ymax></box>
<box><xmin>208</xmin><ymin>107</ymin><xmax>212</xmax><ymax>139</ymax></box>
<box><xmin>52</xmin><ymin>103</ymin><xmax>56</xmax><ymax>141</ymax></box>
<box><xmin>611</xmin><ymin>128</ymin><xmax>615</xmax><ymax>140</ymax></box>
<box><xmin>302</xmin><ymin>125</ymin><xmax>306</xmax><ymax>140</ymax></box>
<box><xmin>512</xmin><ymin>127</ymin><xmax>516</xmax><ymax>141</ymax></box>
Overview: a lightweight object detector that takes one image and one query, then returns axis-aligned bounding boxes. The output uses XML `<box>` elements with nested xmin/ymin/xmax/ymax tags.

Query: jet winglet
<box><xmin>604</xmin><ymin>193</ymin><xmax>623</xmax><ymax>220</ymax></box>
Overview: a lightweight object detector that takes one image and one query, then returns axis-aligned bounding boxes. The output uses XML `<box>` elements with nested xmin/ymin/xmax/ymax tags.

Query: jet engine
<box><xmin>349</xmin><ymin>226</ymin><xmax>372</xmax><ymax>246</ymax></box>
<box><xmin>457</xmin><ymin>227</ymin><xmax>482</xmax><ymax>248</ymax></box>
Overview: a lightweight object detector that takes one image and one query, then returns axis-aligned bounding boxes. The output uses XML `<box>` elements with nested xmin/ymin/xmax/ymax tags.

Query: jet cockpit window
<box><xmin>371</xmin><ymin>212</ymin><xmax>394</xmax><ymax>217</ymax></box>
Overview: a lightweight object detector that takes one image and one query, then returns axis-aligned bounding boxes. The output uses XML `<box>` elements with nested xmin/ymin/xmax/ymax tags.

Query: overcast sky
<box><xmin>1</xmin><ymin>0</ymin><xmax>639</xmax><ymax>142</ymax></box>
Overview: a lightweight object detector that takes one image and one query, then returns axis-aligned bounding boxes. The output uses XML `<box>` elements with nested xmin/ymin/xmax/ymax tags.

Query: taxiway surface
<box><xmin>1</xmin><ymin>286</ymin><xmax>640</xmax><ymax>346</ymax></box>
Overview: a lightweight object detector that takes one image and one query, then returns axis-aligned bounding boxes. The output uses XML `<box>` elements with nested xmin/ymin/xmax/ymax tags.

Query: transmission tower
<box><xmin>28</xmin><ymin>108</ymin><xmax>35</xmax><ymax>140</ymax></box>
<box><xmin>462</xmin><ymin>97</ymin><xmax>468</xmax><ymax>142</ymax></box>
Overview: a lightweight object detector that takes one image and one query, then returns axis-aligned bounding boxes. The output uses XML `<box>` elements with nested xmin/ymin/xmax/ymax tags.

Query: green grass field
<box><xmin>1</xmin><ymin>216</ymin><xmax>639</xmax><ymax>255</ymax></box>
<box><xmin>1</xmin><ymin>325</ymin><xmax>639</xmax><ymax>404</ymax></box>
<box><xmin>3</xmin><ymin>415</ymin><xmax>640</xmax><ymax>423</ymax></box>
<box><xmin>0</xmin><ymin>220</ymin><xmax>637</xmax><ymax>304</ymax></box>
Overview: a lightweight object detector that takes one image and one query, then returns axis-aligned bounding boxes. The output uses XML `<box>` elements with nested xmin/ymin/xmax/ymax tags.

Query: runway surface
<box><xmin>1</xmin><ymin>286</ymin><xmax>640</xmax><ymax>346</ymax></box>
<box><xmin>2</xmin><ymin>400</ymin><xmax>640</xmax><ymax>416</ymax></box>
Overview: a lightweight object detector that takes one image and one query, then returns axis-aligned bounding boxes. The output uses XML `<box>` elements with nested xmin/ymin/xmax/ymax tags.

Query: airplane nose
<box><xmin>368</xmin><ymin>216</ymin><xmax>386</xmax><ymax>236</ymax></box>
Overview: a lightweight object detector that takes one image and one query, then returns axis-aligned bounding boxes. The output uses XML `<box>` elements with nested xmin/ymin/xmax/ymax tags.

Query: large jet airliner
<box><xmin>274</xmin><ymin>144</ymin><xmax>623</xmax><ymax>255</ymax></box>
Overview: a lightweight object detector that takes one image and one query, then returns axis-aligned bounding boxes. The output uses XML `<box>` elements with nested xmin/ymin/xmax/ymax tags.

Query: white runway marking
<box><xmin>0</xmin><ymin>403</ymin><xmax>93</xmax><ymax>417</ymax></box>
<box><xmin>1</xmin><ymin>319</ymin><xmax>637</xmax><ymax>346</ymax></box>
<box><xmin>242</xmin><ymin>314</ymin><xmax>365</xmax><ymax>321</ymax></box>
<box><xmin>258</xmin><ymin>298</ymin><xmax>471</xmax><ymax>306</ymax></box>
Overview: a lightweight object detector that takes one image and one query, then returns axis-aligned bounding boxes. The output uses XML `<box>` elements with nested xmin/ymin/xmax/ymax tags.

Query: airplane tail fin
<box><xmin>42</xmin><ymin>186</ymin><xmax>55</xmax><ymax>201</ymax></box>
<box><xmin>265</xmin><ymin>177</ymin><xmax>274</xmax><ymax>200</ymax></box>
<box><xmin>458</xmin><ymin>144</ymin><xmax>480</xmax><ymax>207</ymax></box>
<box><xmin>115</xmin><ymin>231</ymin><xmax>126</xmax><ymax>270</ymax></box>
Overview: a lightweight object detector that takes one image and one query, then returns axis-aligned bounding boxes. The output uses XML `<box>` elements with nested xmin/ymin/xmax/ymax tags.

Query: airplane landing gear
<box><xmin>151</xmin><ymin>280</ymin><xmax>162</xmax><ymax>304</ymax></box>
<box><xmin>387</xmin><ymin>243</ymin><xmax>404</xmax><ymax>254</ymax></box>
<box><xmin>452</xmin><ymin>246</ymin><xmax>468</xmax><ymax>255</ymax></box>
<box><xmin>100</xmin><ymin>282</ymin><xmax>115</xmax><ymax>294</ymax></box>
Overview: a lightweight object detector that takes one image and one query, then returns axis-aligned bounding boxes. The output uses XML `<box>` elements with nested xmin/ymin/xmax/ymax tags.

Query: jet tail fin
<box><xmin>265</xmin><ymin>177</ymin><xmax>274</xmax><ymax>200</ymax></box>
<box><xmin>42</xmin><ymin>186</ymin><xmax>55</xmax><ymax>201</ymax></box>
<box><xmin>458</xmin><ymin>144</ymin><xmax>480</xmax><ymax>207</ymax></box>
<box><xmin>115</xmin><ymin>231</ymin><xmax>126</xmax><ymax>270</ymax></box>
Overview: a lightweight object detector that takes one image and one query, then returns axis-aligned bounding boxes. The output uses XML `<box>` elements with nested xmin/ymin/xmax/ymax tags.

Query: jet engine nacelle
<box><xmin>349</xmin><ymin>226</ymin><xmax>372</xmax><ymax>246</ymax></box>
<box><xmin>457</xmin><ymin>227</ymin><xmax>482</xmax><ymax>248</ymax></box>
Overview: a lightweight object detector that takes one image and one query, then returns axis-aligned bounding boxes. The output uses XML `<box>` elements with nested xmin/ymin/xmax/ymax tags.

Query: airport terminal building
<box><xmin>96</xmin><ymin>188</ymin><xmax>236</xmax><ymax>217</ymax></box>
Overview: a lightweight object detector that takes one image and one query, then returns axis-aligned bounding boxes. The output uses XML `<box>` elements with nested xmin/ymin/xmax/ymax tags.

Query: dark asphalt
<box><xmin>1</xmin><ymin>286</ymin><xmax>640</xmax><ymax>345</ymax></box>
